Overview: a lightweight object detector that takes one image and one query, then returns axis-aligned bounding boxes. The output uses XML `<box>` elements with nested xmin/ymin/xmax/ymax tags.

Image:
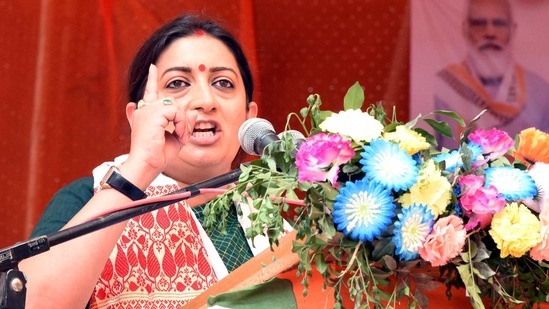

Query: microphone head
<box><xmin>277</xmin><ymin>130</ymin><xmax>306</xmax><ymax>144</ymax></box>
<box><xmin>238</xmin><ymin>118</ymin><xmax>276</xmax><ymax>155</ymax></box>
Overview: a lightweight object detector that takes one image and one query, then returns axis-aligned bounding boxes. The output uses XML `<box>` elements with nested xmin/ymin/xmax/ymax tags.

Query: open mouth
<box><xmin>192</xmin><ymin>121</ymin><xmax>217</xmax><ymax>138</ymax></box>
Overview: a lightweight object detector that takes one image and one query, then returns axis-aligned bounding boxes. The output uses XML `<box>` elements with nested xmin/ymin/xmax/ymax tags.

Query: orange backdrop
<box><xmin>0</xmin><ymin>0</ymin><xmax>409</xmax><ymax>247</ymax></box>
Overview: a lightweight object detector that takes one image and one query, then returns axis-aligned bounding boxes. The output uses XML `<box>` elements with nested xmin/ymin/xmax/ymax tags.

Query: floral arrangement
<box><xmin>204</xmin><ymin>82</ymin><xmax>549</xmax><ymax>308</ymax></box>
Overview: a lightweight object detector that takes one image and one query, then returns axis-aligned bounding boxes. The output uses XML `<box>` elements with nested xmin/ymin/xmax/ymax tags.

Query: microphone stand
<box><xmin>0</xmin><ymin>168</ymin><xmax>242</xmax><ymax>309</ymax></box>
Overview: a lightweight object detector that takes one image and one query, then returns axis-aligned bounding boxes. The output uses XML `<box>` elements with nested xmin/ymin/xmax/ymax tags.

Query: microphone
<box><xmin>277</xmin><ymin>130</ymin><xmax>306</xmax><ymax>146</ymax></box>
<box><xmin>278</xmin><ymin>130</ymin><xmax>306</xmax><ymax>158</ymax></box>
<box><xmin>239</xmin><ymin>118</ymin><xmax>278</xmax><ymax>155</ymax></box>
<box><xmin>239</xmin><ymin>118</ymin><xmax>305</xmax><ymax>156</ymax></box>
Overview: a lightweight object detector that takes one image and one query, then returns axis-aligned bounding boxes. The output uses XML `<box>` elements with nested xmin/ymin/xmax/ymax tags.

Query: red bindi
<box><xmin>194</xmin><ymin>29</ymin><xmax>205</xmax><ymax>37</ymax></box>
<box><xmin>198</xmin><ymin>64</ymin><xmax>206</xmax><ymax>72</ymax></box>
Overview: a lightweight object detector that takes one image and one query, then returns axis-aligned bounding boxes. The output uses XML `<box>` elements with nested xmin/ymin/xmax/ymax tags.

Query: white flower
<box><xmin>523</xmin><ymin>162</ymin><xmax>549</xmax><ymax>213</ymax></box>
<box><xmin>319</xmin><ymin>109</ymin><xmax>383</xmax><ymax>142</ymax></box>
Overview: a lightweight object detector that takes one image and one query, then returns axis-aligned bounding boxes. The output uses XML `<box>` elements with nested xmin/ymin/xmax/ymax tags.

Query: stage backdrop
<box><xmin>410</xmin><ymin>0</ymin><xmax>549</xmax><ymax>132</ymax></box>
<box><xmin>0</xmin><ymin>0</ymin><xmax>410</xmax><ymax>248</ymax></box>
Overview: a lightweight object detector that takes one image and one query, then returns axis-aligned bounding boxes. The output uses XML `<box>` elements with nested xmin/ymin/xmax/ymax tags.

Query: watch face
<box><xmin>100</xmin><ymin>166</ymin><xmax>118</xmax><ymax>189</ymax></box>
<box><xmin>98</xmin><ymin>165</ymin><xmax>147</xmax><ymax>200</ymax></box>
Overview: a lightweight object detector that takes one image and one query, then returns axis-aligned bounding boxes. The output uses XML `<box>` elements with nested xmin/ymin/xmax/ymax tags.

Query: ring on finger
<box><xmin>137</xmin><ymin>100</ymin><xmax>149</xmax><ymax>109</ymax></box>
<box><xmin>162</xmin><ymin>98</ymin><xmax>173</xmax><ymax>105</ymax></box>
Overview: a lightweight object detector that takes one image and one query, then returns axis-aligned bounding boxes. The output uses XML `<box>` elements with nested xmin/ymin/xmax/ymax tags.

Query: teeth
<box><xmin>192</xmin><ymin>121</ymin><xmax>217</xmax><ymax>137</ymax></box>
<box><xmin>194</xmin><ymin>122</ymin><xmax>215</xmax><ymax>130</ymax></box>
<box><xmin>192</xmin><ymin>131</ymin><xmax>214</xmax><ymax>138</ymax></box>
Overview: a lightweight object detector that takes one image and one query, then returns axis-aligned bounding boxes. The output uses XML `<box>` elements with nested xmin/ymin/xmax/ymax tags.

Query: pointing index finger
<box><xmin>143</xmin><ymin>64</ymin><xmax>159</xmax><ymax>102</ymax></box>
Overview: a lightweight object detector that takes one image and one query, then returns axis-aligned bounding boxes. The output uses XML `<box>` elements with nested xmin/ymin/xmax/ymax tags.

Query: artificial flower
<box><xmin>433</xmin><ymin>149</ymin><xmax>462</xmax><ymax>173</ymax></box>
<box><xmin>398</xmin><ymin>160</ymin><xmax>452</xmax><ymax>217</ymax></box>
<box><xmin>295</xmin><ymin>133</ymin><xmax>354</xmax><ymax>186</ymax></box>
<box><xmin>457</xmin><ymin>174</ymin><xmax>484</xmax><ymax>192</ymax></box>
<box><xmin>513</xmin><ymin>127</ymin><xmax>549</xmax><ymax>165</ymax></box>
<box><xmin>522</xmin><ymin>162</ymin><xmax>549</xmax><ymax>213</ymax></box>
<box><xmin>466</xmin><ymin>142</ymin><xmax>484</xmax><ymax>167</ymax></box>
<box><xmin>468</xmin><ymin>127</ymin><xmax>514</xmax><ymax>164</ymax></box>
<box><xmin>485</xmin><ymin>167</ymin><xmax>537</xmax><ymax>201</ymax></box>
<box><xmin>458</xmin><ymin>174</ymin><xmax>505</xmax><ymax>230</ymax></box>
<box><xmin>489</xmin><ymin>203</ymin><xmax>541</xmax><ymax>258</ymax></box>
<box><xmin>360</xmin><ymin>139</ymin><xmax>419</xmax><ymax>192</ymax></box>
<box><xmin>433</xmin><ymin>142</ymin><xmax>483</xmax><ymax>172</ymax></box>
<box><xmin>208</xmin><ymin>82</ymin><xmax>549</xmax><ymax>308</ymax></box>
<box><xmin>392</xmin><ymin>204</ymin><xmax>434</xmax><ymax>261</ymax></box>
<box><xmin>319</xmin><ymin>109</ymin><xmax>384</xmax><ymax>143</ymax></box>
<box><xmin>530</xmin><ymin>205</ymin><xmax>549</xmax><ymax>262</ymax></box>
<box><xmin>383</xmin><ymin>125</ymin><xmax>430</xmax><ymax>155</ymax></box>
<box><xmin>419</xmin><ymin>215</ymin><xmax>466</xmax><ymax>267</ymax></box>
<box><xmin>332</xmin><ymin>179</ymin><xmax>396</xmax><ymax>242</ymax></box>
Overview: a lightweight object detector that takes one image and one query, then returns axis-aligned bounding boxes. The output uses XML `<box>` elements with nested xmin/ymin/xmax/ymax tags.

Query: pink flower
<box><xmin>295</xmin><ymin>133</ymin><xmax>354</xmax><ymax>186</ymax></box>
<box><xmin>468</xmin><ymin>128</ymin><xmax>514</xmax><ymax>166</ymax></box>
<box><xmin>458</xmin><ymin>174</ymin><xmax>484</xmax><ymax>192</ymax></box>
<box><xmin>531</xmin><ymin>206</ymin><xmax>549</xmax><ymax>262</ymax></box>
<box><xmin>419</xmin><ymin>215</ymin><xmax>466</xmax><ymax>266</ymax></box>
<box><xmin>458</xmin><ymin>175</ymin><xmax>505</xmax><ymax>230</ymax></box>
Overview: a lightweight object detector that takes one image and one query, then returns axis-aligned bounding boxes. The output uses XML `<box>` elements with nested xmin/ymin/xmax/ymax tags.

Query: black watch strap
<box><xmin>100</xmin><ymin>166</ymin><xmax>147</xmax><ymax>201</ymax></box>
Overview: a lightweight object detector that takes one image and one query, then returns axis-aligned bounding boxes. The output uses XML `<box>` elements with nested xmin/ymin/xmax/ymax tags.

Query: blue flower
<box><xmin>433</xmin><ymin>143</ymin><xmax>484</xmax><ymax>172</ymax></box>
<box><xmin>453</xmin><ymin>184</ymin><xmax>462</xmax><ymax>216</ymax></box>
<box><xmin>392</xmin><ymin>204</ymin><xmax>434</xmax><ymax>261</ymax></box>
<box><xmin>360</xmin><ymin>139</ymin><xmax>418</xmax><ymax>192</ymax></box>
<box><xmin>485</xmin><ymin>167</ymin><xmax>537</xmax><ymax>201</ymax></box>
<box><xmin>332</xmin><ymin>179</ymin><xmax>396</xmax><ymax>242</ymax></box>
<box><xmin>412</xmin><ymin>152</ymin><xmax>423</xmax><ymax>166</ymax></box>
<box><xmin>467</xmin><ymin>142</ymin><xmax>483</xmax><ymax>163</ymax></box>
<box><xmin>433</xmin><ymin>149</ymin><xmax>462</xmax><ymax>172</ymax></box>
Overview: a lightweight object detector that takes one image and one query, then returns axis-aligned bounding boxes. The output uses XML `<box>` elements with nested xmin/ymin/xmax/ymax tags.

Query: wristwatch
<box><xmin>99</xmin><ymin>166</ymin><xmax>147</xmax><ymax>200</ymax></box>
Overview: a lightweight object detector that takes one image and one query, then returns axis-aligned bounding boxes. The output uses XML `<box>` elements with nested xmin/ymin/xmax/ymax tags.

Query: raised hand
<box><xmin>127</xmin><ymin>64</ymin><xmax>197</xmax><ymax>172</ymax></box>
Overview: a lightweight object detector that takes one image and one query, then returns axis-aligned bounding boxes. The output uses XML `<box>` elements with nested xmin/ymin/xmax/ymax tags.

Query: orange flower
<box><xmin>513</xmin><ymin>128</ymin><xmax>549</xmax><ymax>164</ymax></box>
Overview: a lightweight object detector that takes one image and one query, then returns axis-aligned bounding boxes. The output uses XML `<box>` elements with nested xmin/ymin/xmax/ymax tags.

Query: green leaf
<box><xmin>433</xmin><ymin>110</ymin><xmax>465</xmax><ymax>127</ymax></box>
<box><xmin>317</xmin><ymin>182</ymin><xmax>340</xmax><ymax>201</ymax></box>
<box><xmin>472</xmin><ymin>246</ymin><xmax>490</xmax><ymax>262</ymax></box>
<box><xmin>414</xmin><ymin>128</ymin><xmax>437</xmax><ymax>146</ymax></box>
<box><xmin>470</xmin><ymin>109</ymin><xmax>487</xmax><ymax>123</ymax></box>
<box><xmin>317</xmin><ymin>110</ymin><xmax>333</xmax><ymax>125</ymax></box>
<box><xmin>343</xmin><ymin>81</ymin><xmax>364</xmax><ymax>110</ymax></box>
<box><xmin>300</xmin><ymin>106</ymin><xmax>309</xmax><ymax>118</ymax></box>
<box><xmin>264</xmin><ymin>155</ymin><xmax>277</xmax><ymax>171</ymax></box>
<box><xmin>457</xmin><ymin>264</ymin><xmax>485</xmax><ymax>309</ymax></box>
<box><xmin>473</xmin><ymin>261</ymin><xmax>496</xmax><ymax>279</ymax></box>
<box><xmin>317</xmin><ymin>216</ymin><xmax>336</xmax><ymax>239</ymax></box>
<box><xmin>314</xmin><ymin>253</ymin><xmax>328</xmax><ymax>274</ymax></box>
<box><xmin>370</xmin><ymin>267</ymin><xmax>393</xmax><ymax>279</ymax></box>
<box><xmin>405</xmin><ymin>113</ymin><xmax>422</xmax><ymax>128</ymax></box>
<box><xmin>382</xmin><ymin>255</ymin><xmax>397</xmax><ymax>272</ymax></box>
<box><xmin>460</xmin><ymin>109</ymin><xmax>487</xmax><ymax>144</ymax></box>
<box><xmin>372</xmin><ymin>237</ymin><xmax>395</xmax><ymax>261</ymax></box>
<box><xmin>424</xmin><ymin>118</ymin><xmax>453</xmax><ymax>137</ymax></box>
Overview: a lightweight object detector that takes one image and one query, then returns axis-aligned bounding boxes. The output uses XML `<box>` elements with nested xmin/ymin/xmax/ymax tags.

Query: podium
<box><xmin>181</xmin><ymin>230</ymin><xmax>356</xmax><ymax>309</ymax></box>
<box><xmin>181</xmin><ymin>226</ymin><xmax>549</xmax><ymax>309</ymax></box>
<box><xmin>180</xmin><ymin>230</ymin><xmax>488</xmax><ymax>309</ymax></box>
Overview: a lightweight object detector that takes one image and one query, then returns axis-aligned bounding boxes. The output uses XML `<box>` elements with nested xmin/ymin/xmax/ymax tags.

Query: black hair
<box><xmin>127</xmin><ymin>14</ymin><xmax>254</xmax><ymax>105</ymax></box>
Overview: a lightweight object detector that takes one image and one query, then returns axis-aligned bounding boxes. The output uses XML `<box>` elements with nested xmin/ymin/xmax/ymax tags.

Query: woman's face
<box><xmin>154</xmin><ymin>34</ymin><xmax>257</xmax><ymax>182</ymax></box>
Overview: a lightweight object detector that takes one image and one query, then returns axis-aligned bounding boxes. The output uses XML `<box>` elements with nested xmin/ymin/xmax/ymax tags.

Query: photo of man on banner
<box><xmin>411</xmin><ymin>0</ymin><xmax>549</xmax><ymax>149</ymax></box>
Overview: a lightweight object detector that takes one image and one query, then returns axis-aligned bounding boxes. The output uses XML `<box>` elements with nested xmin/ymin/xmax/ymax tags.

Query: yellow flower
<box><xmin>398</xmin><ymin>160</ymin><xmax>451</xmax><ymax>218</ymax></box>
<box><xmin>319</xmin><ymin>109</ymin><xmax>383</xmax><ymax>143</ymax></box>
<box><xmin>384</xmin><ymin>125</ymin><xmax>430</xmax><ymax>155</ymax></box>
<box><xmin>489</xmin><ymin>203</ymin><xmax>541</xmax><ymax>258</ymax></box>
